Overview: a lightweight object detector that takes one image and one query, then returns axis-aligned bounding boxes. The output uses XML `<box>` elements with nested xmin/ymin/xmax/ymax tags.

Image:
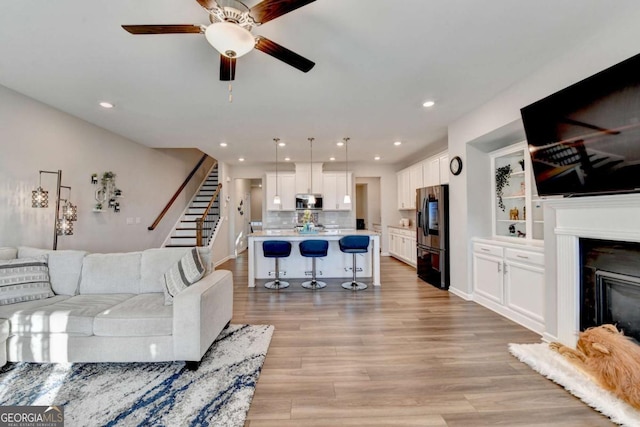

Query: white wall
<box><xmin>233</xmin><ymin>178</ymin><xmax>252</xmax><ymax>254</ymax></box>
<box><xmin>250</xmin><ymin>186</ymin><xmax>262</xmax><ymax>221</ymax></box>
<box><xmin>0</xmin><ymin>85</ymin><xmax>211</xmax><ymax>253</ymax></box>
<box><xmin>447</xmin><ymin>9</ymin><xmax>640</xmax><ymax>297</ymax></box>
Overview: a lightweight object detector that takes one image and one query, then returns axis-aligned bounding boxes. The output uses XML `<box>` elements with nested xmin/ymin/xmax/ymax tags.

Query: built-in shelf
<box><xmin>92</xmin><ymin>209</ymin><xmax>105</xmax><ymax>213</ymax></box>
<box><xmin>497</xmin><ymin>220</ymin><xmax>525</xmax><ymax>223</ymax></box>
<box><xmin>502</xmin><ymin>195</ymin><xmax>525</xmax><ymax>200</ymax></box>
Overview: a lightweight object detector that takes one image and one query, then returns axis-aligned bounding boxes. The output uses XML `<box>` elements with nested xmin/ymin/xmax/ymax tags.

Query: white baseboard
<box><xmin>448</xmin><ymin>286</ymin><xmax>473</xmax><ymax>301</ymax></box>
<box><xmin>542</xmin><ymin>332</ymin><xmax>557</xmax><ymax>343</ymax></box>
<box><xmin>381</xmin><ymin>252</ymin><xmax>390</xmax><ymax>256</ymax></box>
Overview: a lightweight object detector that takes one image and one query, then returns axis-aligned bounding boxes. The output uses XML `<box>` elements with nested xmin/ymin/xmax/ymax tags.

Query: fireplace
<box><xmin>580</xmin><ymin>239</ymin><xmax>640</xmax><ymax>342</ymax></box>
<box><xmin>543</xmin><ymin>193</ymin><xmax>640</xmax><ymax>346</ymax></box>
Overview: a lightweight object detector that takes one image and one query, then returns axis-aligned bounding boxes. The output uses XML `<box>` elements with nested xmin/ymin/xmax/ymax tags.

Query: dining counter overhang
<box><xmin>247</xmin><ymin>230</ymin><xmax>381</xmax><ymax>287</ymax></box>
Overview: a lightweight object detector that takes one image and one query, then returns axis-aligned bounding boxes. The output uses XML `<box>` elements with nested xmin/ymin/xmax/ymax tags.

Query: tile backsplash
<box><xmin>264</xmin><ymin>210</ymin><xmax>355</xmax><ymax>229</ymax></box>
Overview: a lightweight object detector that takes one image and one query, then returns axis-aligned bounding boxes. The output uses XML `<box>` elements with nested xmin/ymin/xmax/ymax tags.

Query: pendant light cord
<box><xmin>308</xmin><ymin>137</ymin><xmax>314</xmax><ymax>192</ymax></box>
<box><xmin>274</xmin><ymin>138</ymin><xmax>279</xmax><ymax>198</ymax></box>
<box><xmin>344</xmin><ymin>137</ymin><xmax>350</xmax><ymax>196</ymax></box>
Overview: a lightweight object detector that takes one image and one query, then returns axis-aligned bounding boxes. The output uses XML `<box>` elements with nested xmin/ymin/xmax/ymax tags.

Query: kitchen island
<box><xmin>247</xmin><ymin>230</ymin><xmax>381</xmax><ymax>287</ymax></box>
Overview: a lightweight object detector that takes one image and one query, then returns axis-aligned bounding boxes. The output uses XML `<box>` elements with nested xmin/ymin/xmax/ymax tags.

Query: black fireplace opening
<box><xmin>580</xmin><ymin>238</ymin><xmax>640</xmax><ymax>343</ymax></box>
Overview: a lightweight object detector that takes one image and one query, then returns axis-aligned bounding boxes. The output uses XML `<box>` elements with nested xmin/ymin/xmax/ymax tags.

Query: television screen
<box><xmin>521</xmin><ymin>52</ymin><xmax>640</xmax><ymax>197</ymax></box>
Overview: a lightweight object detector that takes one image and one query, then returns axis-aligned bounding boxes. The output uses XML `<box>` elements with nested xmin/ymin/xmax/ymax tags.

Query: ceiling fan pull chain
<box><xmin>228</xmin><ymin>82</ymin><xmax>233</xmax><ymax>103</ymax></box>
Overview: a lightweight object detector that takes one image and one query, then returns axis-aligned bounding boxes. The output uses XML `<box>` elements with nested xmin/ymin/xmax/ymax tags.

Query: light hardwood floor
<box><xmin>220</xmin><ymin>253</ymin><xmax>613</xmax><ymax>426</ymax></box>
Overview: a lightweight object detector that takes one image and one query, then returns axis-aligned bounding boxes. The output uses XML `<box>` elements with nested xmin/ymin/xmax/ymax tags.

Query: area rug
<box><xmin>0</xmin><ymin>324</ymin><xmax>273</xmax><ymax>427</ymax></box>
<box><xmin>509</xmin><ymin>342</ymin><xmax>640</xmax><ymax>426</ymax></box>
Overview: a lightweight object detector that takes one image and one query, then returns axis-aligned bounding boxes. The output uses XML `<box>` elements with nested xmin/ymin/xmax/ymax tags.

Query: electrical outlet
<box><xmin>135</xmin><ymin>217</ymin><xmax>141</xmax><ymax>224</ymax></box>
<box><xmin>126</xmin><ymin>217</ymin><xmax>134</xmax><ymax>225</ymax></box>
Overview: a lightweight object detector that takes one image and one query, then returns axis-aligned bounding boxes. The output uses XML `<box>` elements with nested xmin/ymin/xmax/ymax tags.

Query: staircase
<box><xmin>164</xmin><ymin>164</ymin><xmax>222</xmax><ymax>248</ymax></box>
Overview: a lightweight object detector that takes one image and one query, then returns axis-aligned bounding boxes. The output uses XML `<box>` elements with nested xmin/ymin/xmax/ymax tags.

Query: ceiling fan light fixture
<box><xmin>205</xmin><ymin>22</ymin><xmax>255</xmax><ymax>58</ymax></box>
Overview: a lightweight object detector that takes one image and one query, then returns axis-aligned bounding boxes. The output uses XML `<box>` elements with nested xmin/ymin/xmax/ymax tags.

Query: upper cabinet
<box><xmin>491</xmin><ymin>142</ymin><xmax>543</xmax><ymax>242</ymax></box>
<box><xmin>265</xmin><ymin>172</ymin><xmax>296</xmax><ymax>211</ymax></box>
<box><xmin>295</xmin><ymin>163</ymin><xmax>323</xmax><ymax>194</ymax></box>
<box><xmin>398</xmin><ymin>151</ymin><xmax>448</xmax><ymax>210</ymax></box>
<box><xmin>397</xmin><ymin>164</ymin><xmax>422</xmax><ymax>210</ymax></box>
<box><xmin>323</xmin><ymin>172</ymin><xmax>352</xmax><ymax>211</ymax></box>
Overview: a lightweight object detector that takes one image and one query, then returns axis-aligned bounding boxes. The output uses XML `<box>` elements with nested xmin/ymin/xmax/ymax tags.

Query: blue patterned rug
<box><xmin>0</xmin><ymin>324</ymin><xmax>273</xmax><ymax>426</ymax></box>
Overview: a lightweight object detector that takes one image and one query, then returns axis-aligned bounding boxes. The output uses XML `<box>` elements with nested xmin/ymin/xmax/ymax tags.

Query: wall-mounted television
<box><xmin>521</xmin><ymin>52</ymin><xmax>640</xmax><ymax>197</ymax></box>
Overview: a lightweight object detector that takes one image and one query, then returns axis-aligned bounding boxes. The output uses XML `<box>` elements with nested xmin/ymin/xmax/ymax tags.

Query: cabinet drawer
<box><xmin>505</xmin><ymin>248</ymin><xmax>544</xmax><ymax>266</ymax></box>
<box><xmin>473</xmin><ymin>242</ymin><xmax>504</xmax><ymax>258</ymax></box>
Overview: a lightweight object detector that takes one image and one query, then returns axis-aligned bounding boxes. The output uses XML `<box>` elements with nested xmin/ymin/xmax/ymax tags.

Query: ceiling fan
<box><xmin>122</xmin><ymin>0</ymin><xmax>316</xmax><ymax>81</ymax></box>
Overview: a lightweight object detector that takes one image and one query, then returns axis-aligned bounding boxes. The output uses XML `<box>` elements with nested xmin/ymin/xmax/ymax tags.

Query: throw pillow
<box><xmin>0</xmin><ymin>256</ymin><xmax>55</xmax><ymax>305</ymax></box>
<box><xmin>163</xmin><ymin>248</ymin><xmax>205</xmax><ymax>305</ymax></box>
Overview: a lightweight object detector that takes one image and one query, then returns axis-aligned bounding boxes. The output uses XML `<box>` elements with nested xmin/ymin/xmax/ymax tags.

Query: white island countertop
<box><xmin>249</xmin><ymin>229</ymin><xmax>378</xmax><ymax>238</ymax></box>
<box><xmin>247</xmin><ymin>230</ymin><xmax>381</xmax><ymax>287</ymax></box>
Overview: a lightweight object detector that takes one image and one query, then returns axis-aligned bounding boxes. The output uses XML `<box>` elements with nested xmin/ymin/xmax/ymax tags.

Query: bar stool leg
<box><xmin>301</xmin><ymin>257</ymin><xmax>327</xmax><ymax>289</ymax></box>
<box><xmin>341</xmin><ymin>253</ymin><xmax>367</xmax><ymax>291</ymax></box>
<box><xmin>265</xmin><ymin>257</ymin><xmax>290</xmax><ymax>289</ymax></box>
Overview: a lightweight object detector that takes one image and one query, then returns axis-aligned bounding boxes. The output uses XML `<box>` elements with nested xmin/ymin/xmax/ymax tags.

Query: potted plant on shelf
<box><xmin>496</xmin><ymin>164</ymin><xmax>512</xmax><ymax>212</ymax></box>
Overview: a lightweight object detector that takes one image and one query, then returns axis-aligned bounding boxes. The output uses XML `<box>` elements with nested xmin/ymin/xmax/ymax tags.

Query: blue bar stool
<box><xmin>262</xmin><ymin>241</ymin><xmax>292</xmax><ymax>290</ymax></box>
<box><xmin>339</xmin><ymin>235</ymin><xmax>370</xmax><ymax>291</ymax></box>
<box><xmin>299</xmin><ymin>240</ymin><xmax>329</xmax><ymax>290</ymax></box>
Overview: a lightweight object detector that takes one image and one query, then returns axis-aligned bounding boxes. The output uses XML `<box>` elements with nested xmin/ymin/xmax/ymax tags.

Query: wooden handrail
<box><xmin>148</xmin><ymin>154</ymin><xmax>211</xmax><ymax>231</ymax></box>
<box><xmin>196</xmin><ymin>183</ymin><xmax>222</xmax><ymax>246</ymax></box>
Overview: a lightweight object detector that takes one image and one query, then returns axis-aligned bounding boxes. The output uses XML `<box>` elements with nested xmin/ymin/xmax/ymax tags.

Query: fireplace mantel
<box><xmin>543</xmin><ymin>193</ymin><xmax>640</xmax><ymax>346</ymax></box>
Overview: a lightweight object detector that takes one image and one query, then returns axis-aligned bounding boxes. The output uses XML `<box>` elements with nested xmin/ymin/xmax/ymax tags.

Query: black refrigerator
<box><xmin>416</xmin><ymin>185</ymin><xmax>450</xmax><ymax>289</ymax></box>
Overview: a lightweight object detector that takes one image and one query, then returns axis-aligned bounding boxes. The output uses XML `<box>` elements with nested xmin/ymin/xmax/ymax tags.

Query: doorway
<box><xmin>355</xmin><ymin>177</ymin><xmax>381</xmax><ymax>231</ymax></box>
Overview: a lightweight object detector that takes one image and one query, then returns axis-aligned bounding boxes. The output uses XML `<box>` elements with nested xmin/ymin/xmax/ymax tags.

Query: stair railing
<box><xmin>196</xmin><ymin>183</ymin><xmax>223</xmax><ymax>247</ymax></box>
<box><xmin>148</xmin><ymin>154</ymin><xmax>211</xmax><ymax>231</ymax></box>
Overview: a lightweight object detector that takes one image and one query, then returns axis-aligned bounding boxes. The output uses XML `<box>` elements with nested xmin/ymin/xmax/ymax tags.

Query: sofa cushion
<box><xmin>140</xmin><ymin>247</ymin><xmax>213</xmax><ymax>294</ymax></box>
<box><xmin>0</xmin><ymin>247</ymin><xmax>17</xmax><ymax>260</ymax></box>
<box><xmin>163</xmin><ymin>248</ymin><xmax>205</xmax><ymax>305</ymax></box>
<box><xmin>94</xmin><ymin>293</ymin><xmax>172</xmax><ymax>337</ymax></box>
<box><xmin>0</xmin><ymin>256</ymin><xmax>55</xmax><ymax>305</ymax></box>
<box><xmin>0</xmin><ymin>295</ymin><xmax>70</xmax><ymax>327</ymax></box>
<box><xmin>79</xmin><ymin>252</ymin><xmax>142</xmax><ymax>294</ymax></box>
<box><xmin>9</xmin><ymin>294</ymin><xmax>133</xmax><ymax>336</ymax></box>
<box><xmin>18</xmin><ymin>247</ymin><xmax>87</xmax><ymax>295</ymax></box>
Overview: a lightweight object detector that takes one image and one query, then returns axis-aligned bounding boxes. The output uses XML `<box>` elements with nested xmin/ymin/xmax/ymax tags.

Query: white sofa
<box><xmin>0</xmin><ymin>246</ymin><xmax>233</xmax><ymax>368</ymax></box>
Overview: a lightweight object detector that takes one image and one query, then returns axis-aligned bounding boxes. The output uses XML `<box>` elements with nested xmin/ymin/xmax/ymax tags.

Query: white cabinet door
<box><xmin>295</xmin><ymin>163</ymin><xmax>323</xmax><ymax>194</ymax></box>
<box><xmin>439</xmin><ymin>154</ymin><xmax>449</xmax><ymax>184</ymax></box>
<box><xmin>505</xmin><ymin>260</ymin><xmax>545</xmax><ymax>323</ymax></box>
<box><xmin>266</xmin><ymin>173</ymin><xmax>295</xmax><ymax>211</ymax></box>
<box><xmin>323</xmin><ymin>172</ymin><xmax>352</xmax><ymax>211</ymax></box>
<box><xmin>397</xmin><ymin>169</ymin><xmax>410</xmax><ymax>209</ymax></box>
<box><xmin>323</xmin><ymin>173</ymin><xmax>338</xmax><ymax>210</ymax></box>
<box><xmin>409</xmin><ymin>164</ymin><xmax>422</xmax><ymax>209</ymax></box>
<box><xmin>473</xmin><ymin>253</ymin><xmax>503</xmax><ymax>304</ymax></box>
<box><xmin>280</xmin><ymin>174</ymin><xmax>296</xmax><ymax>211</ymax></box>
<box><xmin>423</xmin><ymin>158</ymin><xmax>440</xmax><ymax>187</ymax></box>
<box><xmin>405</xmin><ymin>237</ymin><xmax>417</xmax><ymax>265</ymax></box>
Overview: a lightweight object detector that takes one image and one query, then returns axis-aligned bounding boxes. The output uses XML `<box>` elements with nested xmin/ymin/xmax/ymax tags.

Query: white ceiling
<box><xmin>1</xmin><ymin>1</ymin><xmax>637</xmax><ymax>166</ymax></box>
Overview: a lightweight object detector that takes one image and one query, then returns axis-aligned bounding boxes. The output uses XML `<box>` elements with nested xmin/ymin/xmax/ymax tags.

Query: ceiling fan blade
<box><xmin>249</xmin><ymin>0</ymin><xmax>316</xmax><ymax>24</ymax></box>
<box><xmin>195</xmin><ymin>0</ymin><xmax>218</xmax><ymax>10</ymax></box>
<box><xmin>121</xmin><ymin>25</ymin><xmax>204</xmax><ymax>35</ymax></box>
<box><xmin>255</xmin><ymin>37</ymin><xmax>315</xmax><ymax>72</ymax></box>
<box><xmin>220</xmin><ymin>55</ymin><xmax>237</xmax><ymax>81</ymax></box>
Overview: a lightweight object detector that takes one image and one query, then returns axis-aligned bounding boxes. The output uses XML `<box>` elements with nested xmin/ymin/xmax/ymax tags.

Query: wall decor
<box><xmin>93</xmin><ymin>171</ymin><xmax>122</xmax><ymax>213</ymax></box>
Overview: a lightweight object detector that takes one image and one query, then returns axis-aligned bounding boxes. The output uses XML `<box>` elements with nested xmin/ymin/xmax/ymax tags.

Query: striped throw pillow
<box><xmin>163</xmin><ymin>248</ymin><xmax>205</xmax><ymax>305</ymax></box>
<box><xmin>0</xmin><ymin>256</ymin><xmax>55</xmax><ymax>305</ymax></box>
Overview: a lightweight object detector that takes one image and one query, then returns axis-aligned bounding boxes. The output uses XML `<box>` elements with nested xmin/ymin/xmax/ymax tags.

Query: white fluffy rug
<box><xmin>509</xmin><ymin>342</ymin><xmax>640</xmax><ymax>426</ymax></box>
<box><xmin>0</xmin><ymin>324</ymin><xmax>273</xmax><ymax>427</ymax></box>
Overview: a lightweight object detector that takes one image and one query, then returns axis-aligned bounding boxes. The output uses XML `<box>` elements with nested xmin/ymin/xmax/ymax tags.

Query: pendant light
<box><xmin>307</xmin><ymin>137</ymin><xmax>316</xmax><ymax>205</ymax></box>
<box><xmin>343</xmin><ymin>137</ymin><xmax>351</xmax><ymax>204</ymax></box>
<box><xmin>273</xmin><ymin>138</ymin><xmax>281</xmax><ymax>205</ymax></box>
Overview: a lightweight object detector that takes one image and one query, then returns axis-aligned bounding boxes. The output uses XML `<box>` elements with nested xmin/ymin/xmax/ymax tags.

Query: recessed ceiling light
<box><xmin>278</xmin><ymin>142</ymin><xmax>286</xmax><ymax>147</ymax></box>
<box><xmin>99</xmin><ymin>101</ymin><xmax>114</xmax><ymax>109</ymax></box>
<box><xmin>336</xmin><ymin>141</ymin><xmax>344</xmax><ymax>147</ymax></box>
<box><xmin>238</xmin><ymin>157</ymin><xmax>245</xmax><ymax>162</ymax></box>
<box><xmin>394</xmin><ymin>141</ymin><xmax>402</xmax><ymax>146</ymax></box>
<box><xmin>329</xmin><ymin>157</ymin><xmax>336</xmax><ymax>161</ymax></box>
<box><xmin>284</xmin><ymin>157</ymin><xmax>291</xmax><ymax>161</ymax></box>
<box><xmin>374</xmin><ymin>156</ymin><xmax>381</xmax><ymax>160</ymax></box>
<box><xmin>423</xmin><ymin>100</ymin><xmax>435</xmax><ymax>108</ymax></box>
<box><xmin>220</xmin><ymin>142</ymin><xmax>228</xmax><ymax>147</ymax></box>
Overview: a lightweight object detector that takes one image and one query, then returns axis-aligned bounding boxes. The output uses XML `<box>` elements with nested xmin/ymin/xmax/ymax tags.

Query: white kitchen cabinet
<box><xmin>295</xmin><ymin>163</ymin><xmax>323</xmax><ymax>194</ymax></box>
<box><xmin>388</xmin><ymin>226</ymin><xmax>416</xmax><ymax>267</ymax></box>
<box><xmin>397</xmin><ymin>164</ymin><xmax>422</xmax><ymax>210</ymax></box>
<box><xmin>439</xmin><ymin>153</ymin><xmax>449</xmax><ymax>184</ymax></box>
<box><xmin>472</xmin><ymin>239</ymin><xmax>545</xmax><ymax>333</ymax></box>
<box><xmin>323</xmin><ymin>172</ymin><xmax>352</xmax><ymax>211</ymax></box>
<box><xmin>424</xmin><ymin>157</ymin><xmax>440</xmax><ymax>187</ymax></box>
<box><xmin>265</xmin><ymin>172</ymin><xmax>296</xmax><ymax>211</ymax></box>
